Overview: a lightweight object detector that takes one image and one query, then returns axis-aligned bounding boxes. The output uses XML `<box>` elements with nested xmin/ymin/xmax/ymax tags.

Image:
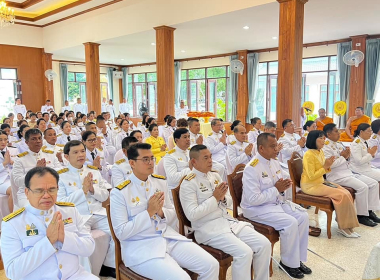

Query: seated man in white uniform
<box><xmin>111</xmin><ymin>136</ymin><xmax>138</xmax><ymax>188</ymax></box>
<box><xmin>323</xmin><ymin>123</ymin><xmax>380</xmax><ymax>227</ymax></box>
<box><xmin>205</xmin><ymin>118</ymin><xmax>227</xmax><ymax>167</ymax></box>
<box><xmin>41</xmin><ymin>99</ymin><xmax>54</xmax><ymax>113</ymax></box>
<box><xmin>1</xmin><ymin>167</ymin><xmax>98</xmax><ymax>280</ymax></box>
<box><xmin>368</xmin><ymin>119</ymin><xmax>380</xmax><ymax>168</ymax></box>
<box><xmin>43</xmin><ymin>128</ymin><xmax>66</xmax><ymax>165</ymax></box>
<box><xmin>57</xmin><ymin>140</ymin><xmax>115</xmax><ymax>278</ymax></box>
<box><xmin>110</xmin><ymin>143</ymin><xmax>219</xmax><ymax>280</ymax></box>
<box><xmin>180</xmin><ymin>145</ymin><xmax>271</xmax><ymax>280</ymax></box>
<box><xmin>12</xmin><ymin>129</ymin><xmax>62</xmax><ymax>208</ymax></box>
<box><xmin>13</xmin><ymin>97</ymin><xmax>27</xmax><ymax>118</ymax></box>
<box><xmin>241</xmin><ymin>133</ymin><xmax>311</xmax><ymax>279</ymax></box>
<box><xmin>175</xmin><ymin>100</ymin><xmax>189</xmax><ymax>119</ymax></box>
<box><xmin>227</xmin><ymin>125</ymin><xmax>253</xmax><ymax>172</ymax></box>
<box><xmin>278</xmin><ymin>119</ymin><xmax>306</xmax><ymax>164</ymax></box>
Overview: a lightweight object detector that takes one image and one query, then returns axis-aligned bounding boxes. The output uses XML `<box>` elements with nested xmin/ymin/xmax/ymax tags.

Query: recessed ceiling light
<box><xmin>151</xmin><ymin>43</ymin><xmax>156</xmax><ymax>46</ymax></box>
<box><xmin>243</xmin><ymin>26</ymin><xmax>249</xmax><ymax>30</ymax></box>
<box><xmin>272</xmin><ymin>36</ymin><xmax>278</xmax><ymax>40</ymax></box>
<box><xmin>181</xmin><ymin>50</ymin><xmax>186</xmax><ymax>53</ymax></box>
<box><xmin>121</xmin><ymin>59</ymin><xmax>125</xmax><ymax>61</ymax></box>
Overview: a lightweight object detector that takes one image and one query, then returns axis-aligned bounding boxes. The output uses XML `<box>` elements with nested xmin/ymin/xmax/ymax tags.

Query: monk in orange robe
<box><xmin>340</xmin><ymin>106</ymin><xmax>371</xmax><ymax>142</ymax></box>
<box><xmin>315</xmin><ymin>108</ymin><xmax>333</xmax><ymax>131</ymax></box>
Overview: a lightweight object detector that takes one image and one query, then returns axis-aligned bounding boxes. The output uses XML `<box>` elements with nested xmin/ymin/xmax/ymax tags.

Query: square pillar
<box><xmin>236</xmin><ymin>50</ymin><xmax>249</xmax><ymax>123</ymax></box>
<box><xmin>84</xmin><ymin>42</ymin><xmax>101</xmax><ymax>115</ymax></box>
<box><xmin>42</xmin><ymin>51</ymin><xmax>54</xmax><ymax>106</ymax></box>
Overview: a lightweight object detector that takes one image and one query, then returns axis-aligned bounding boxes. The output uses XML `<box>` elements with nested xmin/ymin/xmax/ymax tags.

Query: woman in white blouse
<box><xmin>14</xmin><ymin>124</ymin><xmax>30</xmax><ymax>153</ymax></box>
<box><xmin>162</xmin><ymin>116</ymin><xmax>176</xmax><ymax>144</ymax></box>
<box><xmin>56</xmin><ymin>121</ymin><xmax>79</xmax><ymax>145</ymax></box>
<box><xmin>115</xmin><ymin>119</ymin><xmax>132</xmax><ymax>151</ymax></box>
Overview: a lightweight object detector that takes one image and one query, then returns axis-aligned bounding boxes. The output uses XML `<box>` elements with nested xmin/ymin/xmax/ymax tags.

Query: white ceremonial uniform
<box><xmin>73</xmin><ymin>103</ymin><xmax>87</xmax><ymax>115</ymax></box>
<box><xmin>189</xmin><ymin>131</ymin><xmax>227</xmax><ymax>181</ymax></box>
<box><xmin>41</xmin><ymin>105</ymin><xmax>55</xmax><ymax>113</ymax></box>
<box><xmin>110</xmin><ymin>173</ymin><xmax>219</xmax><ymax>280</ymax></box>
<box><xmin>56</xmin><ymin>133</ymin><xmax>79</xmax><ymax>145</ymax></box>
<box><xmin>119</xmin><ymin>103</ymin><xmax>130</xmax><ymax>114</ymax></box>
<box><xmin>226</xmin><ymin>134</ymin><xmax>236</xmax><ymax>145</ymax></box>
<box><xmin>57</xmin><ymin>163</ymin><xmax>114</xmax><ymax>268</ymax></box>
<box><xmin>115</xmin><ymin>130</ymin><xmax>131</xmax><ymax>151</ymax></box>
<box><xmin>205</xmin><ymin>131</ymin><xmax>227</xmax><ymax>167</ymax></box>
<box><xmin>368</xmin><ymin>134</ymin><xmax>380</xmax><ymax>168</ymax></box>
<box><xmin>101</xmin><ymin>102</ymin><xmax>107</xmax><ymax>113</ymax></box>
<box><xmin>14</xmin><ymin>138</ymin><xmax>28</xmax><ymax>154</ymax></box>
<box><xmin>72</xmin><ymin>124</ymin><xmax>86</xmax><ymax>137</ymax></box>
<box><xmin>350</xmin><ymin>137</ymin><xmax>380</xmax><ymax>181</ymax></box>
<box><xmin>162</xmin><ymin>125</ymin><xmax>175</xmax><ymax>145</ymax></box>
<box><xmin>8</xmin><ymin>134</ymin><xmax>18</xmax><ymax>146</ymax></box>
<box><xmin>106</xmin><ymin>104</ymin><xmax>116</xmax><ymax>119</ymax></box>
<box><xmin>96</xmin><ymin>130</ymin><xmax>117</xmax><ymax>164</ymax></box>
<box><xmin>43</xmin><ymin>143</ymin><xmax>68</xmax><ymax>166</ymax></box>
<box><xmin>1</xmin><ymin>203</ymin><xmax>98</xmax><ymax>280</ymax></box>
<box><xmin>12</xmin><ymin>149</ymin><xmax>62</xmax><ymax>208</ymax></box>
<box><xmin>323</xmin><ymin>139</ymin><xmax>379</xmax><ymax>215</ymax></box>
<box><xmin>111</xmin><ymin>156</ymin><xmax>132</xmax><ymax>188</ymax></box>
<box><xmin>85</xmin><ymin>148</ymin><xmax>112</xmax><ymax>183</ymax></box>
<box><xmin>247</xmin><ymin>128</ymin><xmax>260</xmax><ymax>144</ymax></box>
<box><xmin>241</xmin><ymin>154</ymin><xmax>309</xmax><ymax>269</ymax></box>
<box><xmin>180</xmin><ymin>169</ymin><xmax>271</xmax><ymax>280</ymax></box>
<box><xmin>13</xmin><ymin>104</ymin><xmax>27</xmax><ymax>117</ymax></box>
<box><xmin>164</xmin><ymin>147</ymin><xmax>191</xmax><ymax>192</ymax></box>
<box><xmin>0</xmin><ymin>147</ymin><xmax>19</xmax><ymax>194</ymax></box>
<box><xmin>227</xmin><ymin>140</ymin><xmax>253</xmax><ymax>172</ymax></box>
<box><xmin>175</xmin><ymin>107</ymin><xmax>188</xmax><ymax>119</ymax></box>
<box><xmin>278</xmin><ymin>132</ymin><xmax>305</xmax><ymax>164</ymax></box>
<box><xmin>61</xmin><ymin>105</ymin><xmax>71</xmax><ymax>113</ymax></box>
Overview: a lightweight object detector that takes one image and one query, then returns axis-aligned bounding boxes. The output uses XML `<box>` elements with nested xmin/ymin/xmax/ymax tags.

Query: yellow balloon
<box><xmin>373</xmin><ymin>103</ymin><xmax>380</xmax><ymax>118</ymax></box>
<box><xmin>302</xmin><ymin>101</ymin><xmax>315</xmax><ymax>115</ymax></box>
<box><xmin>334</xmin><ymin>101</ymin><xmax>347</xmax><ymax>116</ymax></box>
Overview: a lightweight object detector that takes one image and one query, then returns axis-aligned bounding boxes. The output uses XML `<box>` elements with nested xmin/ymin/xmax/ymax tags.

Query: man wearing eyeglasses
<box><xmin>110</xmin><ymin>143</ymin><xmax>219</xmax><ymax>280</ymax></box>
<box><xmin>57</xmin><ymin>140</ymin><xmax>115</xmax><ymax>278</ymax></box>
<box><xmin>12</xmin><ymin>129</ymin><xmax>63</xmax><ymax>209</ymax></box>
<box><xmin>1</xmin><ymin>167</ymin><xmax>98</xmax><ymax>280</ymax></box>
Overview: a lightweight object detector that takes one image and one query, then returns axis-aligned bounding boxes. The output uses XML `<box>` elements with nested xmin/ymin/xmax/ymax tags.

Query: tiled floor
<box><xmin>1</xmin><ymin>207</ymin><xmax>379</xmax><ymax>280</ymax></box>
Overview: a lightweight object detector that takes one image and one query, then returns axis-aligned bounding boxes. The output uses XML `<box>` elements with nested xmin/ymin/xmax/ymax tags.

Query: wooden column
<box><xmin>348</xmin><ymin>35</ymin><xmax>368</xmax><ymax>117</ymax></box>
<box><xmin>42</xmin><ymin>51</ymin><xmax>54</xmax><ymax>106</ymax></box>
<box><xmin>154</xmin><ymin>25</ymin><xmax>175</xmax><ymax>123</ymax></box>
<box><xmin>236</xmin><ymin>50</ymin><xmax>249</xmax><ymax>123</ymax></box>
<box><xmin>84</xmin><ymin>42</ymin><xmax>101</xmax><ymax>115</ymax></box>
<box><xmin>276</xmin><ymin>0</ymin><xmax>308</xmax><ymax>134</ymax></box>
<box><xmin>118</xmin><ymin>66</ymin><xmax>124</xmax><ymax>102</ymax></box>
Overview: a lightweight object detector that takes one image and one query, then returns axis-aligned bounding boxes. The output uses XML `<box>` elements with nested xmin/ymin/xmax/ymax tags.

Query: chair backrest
<box><xmin>227</xmin><ymin>164</ymin><xmax>246</xmax><ymax>218</ymax></box>
<box><xmin>225</xmin><ymin>153</ymin><xmax>233</xmax><ymax>176</ymax></box>
<box><xmin>114</xmin><ymin>149</ymin><xmax>124</xmax><ymax>163</ymax></box>
<box><xmin>155</xmin><ymin>156</ymin><xmax>166</xmax><ymax>177</ymax></box>
<box><xmin>287</xmin><ymin>152</ymin><xmax>303</xmax><ymax>201</ymax></box>
<box><xmin>171</xmin><ymin>176</ymin><xmax>191</xmax><ymax>236</ymax></box>
<box><xmin>106</xmin><ymin>204</ymin><xmax>122</xmax><ymax>277</ymax></box>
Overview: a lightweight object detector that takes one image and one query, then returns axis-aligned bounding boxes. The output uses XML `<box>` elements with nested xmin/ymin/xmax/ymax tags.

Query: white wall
<box><xmin>0</xmin><ymin>25</ymin><xmax>43</xmax><ymax>48</ymax></box>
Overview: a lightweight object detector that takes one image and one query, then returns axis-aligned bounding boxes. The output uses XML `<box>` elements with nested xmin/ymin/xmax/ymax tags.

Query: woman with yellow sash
<box><xmin>340</xmin><ymin>107</ymin><xmax>371</xmax><ymax>142</ymax></box>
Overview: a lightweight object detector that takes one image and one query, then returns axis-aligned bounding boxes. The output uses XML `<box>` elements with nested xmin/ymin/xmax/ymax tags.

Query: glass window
<box><xmin>269</xmin><ymin>76</ymin><xmax>278</xmax><ymax>121</ymax></box>
<box><xmin>258</xmin><ymin>63</ymin><xmax>267</xmax><ymax>75</ymax></box>
<box><xmin>68</xmin><ymin>72</ymin><xmax>75</xmax><ymax>82</ymax></box>
<box><xmin>330</xmin><ymin>56</ymin><xmax>337</xmax><ymax>71</ymax></box>
<box><xmin>255</xmin><ymin>76</ymin><xmax>267</xmax><ymax>122</ymax></box>
<box><xmin>268</xmin><ymin>62</ymin><xmax>278</xmax><ymax>75</ymax></box>
<box><xmin>303</xmin><ymin>72</ymin><xmax>329</xmax><ymax>110</ymax></box>
<box><xmin>133</xmin><ymin>74</ymin><xmax>146</xmax><ymax>83</ymax></box>
<box><xmin>302</xmin><ymin>57</ymin><xmax>329</xmax><ymax>72</ymax></box>
<box><xmin>207</xmin><ymin>67</ymin><xmax>227</xmax><ymax>78</ymax></box>
<box><xmin>100</xmin><ymin>74</ymin><xmax>108</xmax><ymax>83</ymax></box>
<box><xmin>147</xmin><ymin>73</ymin><xmax>157</xmax><ymax>82</ymax></box>
<box><xmin>0</xmin><ymin>68</ymin><xmax>17</xmax><ymax>118</ymax></box>
<box><xmin>76</xmin><ymin>73</ymin><xmax>86</xmax><ymax>82</ymax></box>
<box><xmin>181</xmin><ymin>70</ymin><xmax>187</xmax><ymax>80</ymax></box>
<box><xmin>1</xmin><ymin>68</ymin><xmax>17</xmax><ymax>80</ymax></box>
<box><xmin>188</xmin><ymin>69</ymin><xmax>206</xmax><ymax>79</ymax></box>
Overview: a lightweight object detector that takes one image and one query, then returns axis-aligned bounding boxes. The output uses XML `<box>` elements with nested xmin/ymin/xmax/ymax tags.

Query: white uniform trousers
<box><xmin>248</xmin><ymin>203</ymin><xmax>309</xmax><ymax>268</ymax></box>
<box><xmin>203</xmin><ymin>226</ymin><xmax>271</xmax><ymax>280</ymax></box>
<box><xmin>212</xmin><ymin>160</ymin><xmax>227</xmax><ymax>182</ymax></box>
<box><xmin>84</xmin><ymin>215</ymin><xmax>115</xmax><ymax>268</ymax></box>
<box><xmin>130</xmin><ymin>239</ymin><xmax>219</xmax><ymax>280</ymax></box>
<box><xmin>0</xmin><ymin>178</ymin><xmax>10</xmax><ymax>194</ymax></box>
<box><xmin>331</xmin><ymin>174</ymin><xmax>380</xmax><ymax>215</ymax></box>
<box><xmin>358</xmin><ymin>168</ymin><xmax>380</xmax><ymax>182</ymax></box>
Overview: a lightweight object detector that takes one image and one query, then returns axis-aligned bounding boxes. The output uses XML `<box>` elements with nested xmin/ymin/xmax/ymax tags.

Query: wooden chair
<box><xmin>227</xmin><ymin>164</ymin><xmax>279</xmax><ymax>277</ymax></box>
<box><xmin>172</xmin><ymin>178</ymin><xmax>233</xmax><ymax>280</ymax></box>
<box><xmin>287</xmin><ymin>152</ymin><xmax>356</xmax><ymax>239</ymax></box>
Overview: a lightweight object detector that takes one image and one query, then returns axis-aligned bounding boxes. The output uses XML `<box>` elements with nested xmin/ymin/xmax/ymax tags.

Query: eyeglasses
<box><xmin>86</xmin><ymin>138</ymin><xmax>97</xmax><ymax>143</ymax></box>
<box><xmin>133</xmin><ymin>156</ymin><xmax>156</xmax><ymax>164</ymax></box>
<box><xmin>28</xmin><ymin>187</ymin><xmax>58</xmax><ymax>197</ymax></box>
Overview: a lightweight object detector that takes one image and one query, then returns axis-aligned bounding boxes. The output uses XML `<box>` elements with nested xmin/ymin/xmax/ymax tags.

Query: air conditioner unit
<box><xmin>113</xmin><ymin>71</ymin><xmax>123</xmax><ymax>79</ymax></box>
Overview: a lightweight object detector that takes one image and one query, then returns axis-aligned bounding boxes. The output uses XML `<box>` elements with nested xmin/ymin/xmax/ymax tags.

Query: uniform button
<box><xmin>45</xmin><ymin>217</ymin><xmax>49</xmax><ymax>222</ymax></box>
<box><xmin>88</xmin><ymin>201</ymin><xmax>91</xmax><ymax>204</ymax></box>
<box><xmin>40</xmin><ymin>211</ymin><xmax>44</xmax><ymax>215</ymax></box>
<box><xmin>156</xmin><ymin>227</ymin><xmax>158</xmax><ymax>231</ymax></box>
<box><xmin>146</xmin><ymin>188</ymin><xmax>149</xmax><ymax>192</ymax></box>
<box><xmin>59</xmin><ymin>264</ymin><xmax>62</xmax><ymax>269</ymax></box>
<box><xmin>141</xmin><ymin>182</ymin><xmax>144</xmax><ymax>186</ymax></box>
<box><xmin>49</xmin><ymin>210</ymin><xmax>53</xmax><ymax>214</ymax></box>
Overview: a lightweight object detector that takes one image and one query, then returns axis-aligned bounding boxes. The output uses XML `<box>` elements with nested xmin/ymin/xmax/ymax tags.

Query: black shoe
<box><xmin>299</xmin><ymin>262</ymin><xmax>312</xmax><ymax>274</ymax></box>
<box><xmin>99</xmin><ymin>265</ymin><xmax>116</xmax><ymax>278</ymax></box>
<box><xmin>279</xmin><ymin>261</ymin><xmax>304</xmax><ymax>279</ymax></box>
<box><xmin>358</xmin><ymin>215</ymin><xmax>378</xmax><ymax>227</ymax></box>
<box><xmin>369</xmin><ymin>211</ymin><xmax>380</xmax><ymax>223</ymax></box>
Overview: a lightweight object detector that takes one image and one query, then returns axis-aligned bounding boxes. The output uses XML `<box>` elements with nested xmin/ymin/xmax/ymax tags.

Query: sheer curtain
<box><xmin>246</xmin><ymin>53</ymin><xmax>259</xmax><ymax>123</ymax></box>
<box><xmin>107</xmin><ymin>67</ymin><xmax>114</xmax><ymax>100</ymax></box>
<box><xmin>337</xmin><ymin>42</ymin><xmax>352</xmax><ymax>125</ymax></box>
<box><xmin>59</xmin><ymin>63</ymin><xmax>68</xmax><ymax>105</ymax></box>
<box><xmin>229</xmin><ymin>55</ymin><xmax>238</xmax><ymax>121</ymax></box>
<box><xmin>174</xmin><ymin>62</ymin><xmax>181</xmax><ymax>108</ymax></box>
<box><xmin>365</xmin><ymin>39</ymin><xmax>380</xmax><ymax>116</ymax></box>
<box><xmin>122</xmin><ymin>67</ymin><xmax>128</xmax><ymax>99</ymax></box>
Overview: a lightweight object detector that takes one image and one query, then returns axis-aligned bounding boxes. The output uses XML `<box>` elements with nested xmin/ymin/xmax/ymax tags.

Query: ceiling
<box><xmin>51</xmin><ymin>0</ymin><xmax>380</xmax><ymax>65</ymax></box>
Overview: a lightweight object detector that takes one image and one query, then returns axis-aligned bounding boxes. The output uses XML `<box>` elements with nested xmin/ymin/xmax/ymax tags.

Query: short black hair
<box><xmin>188</xmin><ymin>118</ymin><xmax>199</xmax><ymax>126</ymax></box>
<box><xmin>120</xmin><ymin>119</ymin><xmax>129</xmax><ymax>127</ymax></box>
<box><xmin>230</xmin><ymin>120</ymin><xmax>241</xmax><ymax>130</ymax></box>
<box><xmin>82</xmin><ymin>131</ymin><xmax>96</xmax><ymax>141</ymax></box>
<box><xmin>177</xmin><ymin>118</ymin><xmax>188</xmax><ymax>128</ymax></box>
<box><xmin>164</xmin><ymin>114</ymin><xmax>171</xmax><ymax>122</ymax></box>
<box><xmin>0</xmin><ymin>131</ymin><xmax>8</xmax><ymax>137</ymax></box>
<box><xmin>282</xmin><ymin>119</ymin><xmax>292</xmax><ymax>129</ymax></box>
<box><xmin>37</xmin><ymin>118</ymin><xmax>45</xmax><ymax>126</ymax></box>
<box><xmin>0</xmin><ymin>123</ymin><xmax>10</xmax><ymax>130</ymax></box>
<box><xmin>130</xmin><ymin>130</ymin><xmax>142</xmax><ymax>138</ymax></box>
<box><xmin>8</xmin><ymin>113</ymin><xmax>14</xmax><ymax>118</ymax></box>
<box><xmin>356</xmin><ymin>107</ymin><xmax>364</xmax><ymax>111</ymax></box>
<box><xmin>250</xmin><ymin>117</ymin><xmax>261</xmax><ymax>125</ymax></box>
<box><xmin>127</xmin><ymin>143</ymin><xmax>151</xmax><ymax>160</ymax></box>
<box><xmin>122</xmin><ymin>136</ymin><xmax>138</xmax><ymax>150</ymax></box>
<box><xmin>61</xmin><ymin>121</ymin><xmax>69</xmax><ymax>129</ymax></box>
<box><xmin>173</xmin><ymin>128</ymin><xmax>189</xmax><ymax>141</ymax></box>
<box><xmin>25</xmin><ymin>167</ymin><xmax>59</xmax><ymax>189</ymax></box>
<box><xmin>43</xmin><ymin>128</ymin><xmax>55</xmax><ymax>136</ymax></box>
<box><xmin>30</xmin><ymin>113</ymin><xmax>37</xmax><ymax>118</ymax></box>
<box><xmin>17</xmin><ymin>124</ymin><xmax>29</xmax><ymax>139</ymax></box>
<box><xmin>189</xmin><ymin>144</ymin><xmax>208</xmax><ymax>160</ymax></box>
<box><xmin>371</xmin><ymin>119</ymin><xmax>380</xmax><ymax>134</ymax></box>
<box><xmin>25</xmin><ymin>128</ymin><xmax>42</xmax><ymax>141</ymax></box>
<box><xmin>18</xmin><ymin>120</ymin><xmax>27</xmax><ymax>127</ymax></box>
<box><xmin>264</xmin><ymin>121</ymin><xmax>276</xmax><ymax>129</ymax></box>
<box><xmin>42</xmin><ymin>112</ymin><xmax>49</xmax><ymax>117</ymax></box>
<box><xmin>63</xmin><ymin>140</ymin><xmax>85</xmax><ymax>155</ymax></box>
<box><xmin>306</xmin><ymin>130</ymin><xmax>326</xmax><ymax>149</ymax></box>
<box><xmin>211</xmin><ymin>118</ymin><xmax>221</xmax><ymax>126</ymax></box>
<box><xmin>303</xmin><ymin>120</ymin><xmax>315</xmax><ymax>131</ymax></box>
<box><xmin>354</xmin><ymin>123</ymin><xmax>371</xmax><ymax>138</ymax></box>
<box><xmin>166</xmin><ymin>116</ymin><xmax>176</xmax><ymax>126</ymax></box>
<box><xmin>323</xmin><ymin>123</ymin><xmax>336</xmax><ymax>135</ymax></box>
<box><xmin>85</xmin><ymin>122</ymin><xmax>96</xmax><ymax>130</ymax></box>
<box><xmin>148</xmin><ymin>123</ymin><xmax>158</xmax><ymax>132</ymax></box>
<box><xmin>257</xmin><ymin>133</ymin><xmax>276</xmax><ymax>149</ymax></box>
<box><xmin>96</xmin><ymin>116</ymin><xmax>105</xmax><ymax>123</ymax></box>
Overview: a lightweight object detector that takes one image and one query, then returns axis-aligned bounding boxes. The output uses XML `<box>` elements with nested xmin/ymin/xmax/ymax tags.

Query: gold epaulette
<box><xmin>208</xmin><ymin>132</ymin><xmax>213</xmax><ymax>136</ymax></box>
<box><xmin>185</xmin><ymin>173</ymin><xmax>196</xmax><ymax>181</ymax></box>
<box><xmin>115</xmin><ymin>158</ymin><xmax>126</xmax><ymax>165</ymax></box>
<box><xmin>114</xmin><ymin>127</ymin><xmax>119</xmax><ymax>130</ymax></box>
<box><xmin>42</xmin><ymin>145</ymin><xmax>47</xmax><ymax>149</ymax></box>
<box><xmin>14</xmin><ymin>139</ymin><xmax>21</xmax><ymax>143</ymax></box>
<box><xmin>355</xmin><ymin>139</ymin><xmax>360</xmax><ymax>144</ymax></box>
<box><xmin>57</xmin><ymin>134</ymin><xmax>62</xmax><ymax>137</ymax></box>
<box><xmin>168</xmin><ymin>149</ymin><xmax>176</xmax><ymax>154</ymax></box>
<box><xmin>251</xmin><ymin>128</ymin><xmax>256</xmax><ymax>131</ymax></box>
<box><xmin>373</xmin><ymin>135</ymin><xmax>377</xmax><ymax>139</ymax></box>
<box><xmin>250</xmin><ymin>158</ymin><xmax>259</xmax><ymax>167</ymax></box>
<box><xmin>280</xmin><ymin>133</ymin><xmax>285</xmax><ymax>138</ymax></box>
<box><xmin>56</xmin><ymin>144</ymin><xmax>64</xmax><ymax>147</ymax></box>
<box><xmin>152</xmin><ymin>174</ymin><xmax>166</xmax><ymax>180</ymax></box>
<box><xmin>116</xmin><ymin>180</ymin><xmax>131</xmax><ymax>190</ymax></box>
<box><xmin>230</xmin><ymin>141</ymin><xmax>236</xmax><ymax>145</ymax></box>
<box><xmin>57</xmin><ymin>168</ymin><xmax>69</xmax><ymax>174</ymax></box>
<box><xmin>42</xmin><ymin>148</ymin><xmax>54</xmax><ymax>154</ymax></box>
<box><xmin>87</xmin><ymin>165</ymin><xmax>98</xmax><ymax>170</ymax></box>
<box><xmin>199</xmin><ymin>133</ymin><xmax>202</xmax><ymax>135</ymax></box>
<box><xmin>304</xmin><ymin>133</ymin><xmax>309</xmax><ymax>137</ymax></box>
<box><xmin>98</xmin><ymin>148</ymin><xmax>103</xmax><ymax>152</ymax></box>
<box><xmin>17</xmin><ymin>151</ymin><xmax>28</xmax><ymax>158</ymax></box>
<box><xmin>3</xmin><ymin>207</ymin><xmax>25</xmax><ymax>222</ymax></box>
<box><xmin>55</xmin><ymin>202</ymin><xmax>75</xmax><ymax>207</ymax></box>
<box><xmin>325</xmin><ymin>140</ymin><xmax>330</xmax><ymax>145</ymax></box>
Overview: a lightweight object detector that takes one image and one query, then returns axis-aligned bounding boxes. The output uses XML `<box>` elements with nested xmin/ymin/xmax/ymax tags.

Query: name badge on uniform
<box><xmin>131</xmin><ymin>196</ymin><xmax>140</xmax><ymax>206</ymax></box>
<box><xmin>262</xmin><ymin>172</ymin><xmax>269</xmax><ymax>178</ymax></box>
<box><xmin>276</xmin><ymin>170</ymin><xmax>281</xmax><ymax>174</ymax></box>
<box><xmin>214</xmin><ymin>180</ymin><xmax>219</xmax><ymax>185</ymax></box>
<box><xmin>92</xmin><ymin>179</ymin><xmax>98</xmax><ymax>184</ymax></box>
<box><xmin>155</xmin><ymin>188</ymin><xmax>161</xmax><ymax>194</ymax></box>
<box><xmin>63</xmin><ymin>218</ymin><xmax>73</xmax><ymax>225</ymax></box>
<box><xmin>26</xmin><ymin>223</ymin><xmax>38</xmax><ymax>236</ymax></box>
<box><xmin>200</xmin><ymin>183</ymin><xmax>207</xmax><ymax>192</ymax></box>
<box><xmin>178</xmin><ymin>158</ymin><xmax>183</xmax><ymax>161</ymax></box>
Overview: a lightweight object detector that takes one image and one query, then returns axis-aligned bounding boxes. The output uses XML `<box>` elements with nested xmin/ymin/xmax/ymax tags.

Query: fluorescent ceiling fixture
<box><xmin>121</xmin><ymin>59</ymin><xmax>125</xmax><ymax>61</ymax></box>
<box><xmin>243</xmin><ymin>26</ymin><xmax>249</xmax><ymax>30</ymax></box>
<box><xmin>181</xmin><ymin>50</ymin><xmax>186</xmax><ymax>53</ymax></box>
<box><xmin>272</xmin><ymin>36</ymin><xmax>278</xmax><ymax>39</ymax></box>
<box><xmin>151</xmin><ymin>43</ymin><xmax>156</xmax><ymax>46</ymax></box>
